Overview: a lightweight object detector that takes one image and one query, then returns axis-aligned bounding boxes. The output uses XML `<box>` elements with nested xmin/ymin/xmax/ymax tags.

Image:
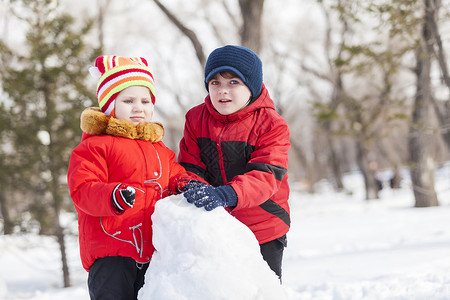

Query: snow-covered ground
<box><xmin>1</xmin><ymin>166</ymin><xmax>450</xmax><ymax>300</ymax></box>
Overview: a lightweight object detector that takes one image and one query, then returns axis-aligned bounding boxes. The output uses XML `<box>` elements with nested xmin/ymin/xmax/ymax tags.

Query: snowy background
<box><xmin>1</xmin><ymin>165</ymin><xmax>450</xmax><ymax>299</ymax></box>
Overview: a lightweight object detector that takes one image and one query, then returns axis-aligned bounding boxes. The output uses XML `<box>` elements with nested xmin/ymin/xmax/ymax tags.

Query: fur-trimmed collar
<box><xmin>80</xmin><ymin>107</ymin><xmax>164</xmax><ymax>142</ymax></box>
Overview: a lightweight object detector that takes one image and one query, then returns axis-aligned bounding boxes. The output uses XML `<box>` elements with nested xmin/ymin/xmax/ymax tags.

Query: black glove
<box><xmin>183</xmin><ymin>185</ymin><xmax>238</xmax><ymax>211</ymax></box>
<box><xmin>112</xmin><ymin>183</ymin><xmax>136</xmax><ymax>213</ymax></box>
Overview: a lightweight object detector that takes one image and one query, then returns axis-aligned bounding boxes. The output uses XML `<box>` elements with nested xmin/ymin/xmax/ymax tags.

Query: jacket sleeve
<box><xmin>67</xmin><ymin>138</ymin><xmax>119</xmax><ymax>217</ymax></box>
<box><xmin>167</xmin><ymin>141</ymin><xmax>208</xmax><ymax>195</ymax></box>
<box><xmin>229</xmin><ymin>116</ymin><xmax>290</xmax><ymax>210</ymax></box>
<box><xmin>178</xmin><ymin>109</ymin><xmax>210</xmax><ymax>181</ymax></box>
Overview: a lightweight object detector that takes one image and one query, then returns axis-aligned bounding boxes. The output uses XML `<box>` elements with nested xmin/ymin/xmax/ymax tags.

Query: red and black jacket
<box><xmin>178</xmin><ymin>84</ymin><xmax>290</xmax><ymax>244</ymax></box>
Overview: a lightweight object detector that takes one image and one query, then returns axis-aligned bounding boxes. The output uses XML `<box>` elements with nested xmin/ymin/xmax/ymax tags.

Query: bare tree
<box><xmin>408</xmin><ymin>0</ymin><xmax>439</xmax><ymax>207</ymax></box>
<box><xmin>152</xmin><ymin>0</ymin><xmax>206</xmax><ymax>68</ymax></box>
<box><xmin>315</xmin><ymin>0</ymin><xmax>349</xmax><ymax>191</ymax></box>
<box><xmin>151</xmin><ymin>0</ymin><xmax>265</xmax><ymax>66</ymax></box>
<box><xmin>0</xmin><ymin>189</ymin><xmax>13</xmax><ymax>234</ymax></box>
<box><xmin>427</xmin><ymin>0</ymin><xmax>450</xmax><ymax>151</ymax></box>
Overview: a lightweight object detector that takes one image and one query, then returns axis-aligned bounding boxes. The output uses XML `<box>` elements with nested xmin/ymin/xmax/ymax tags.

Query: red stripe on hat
<box><xmin>110</xmin><ymin>56</ymin><xmax>116</xmax><ymax>69</ymax></box>
<box><xmin>101</xmin><ymin>91</ymin><xmax>120</xmax><ymax>113</ymax></box>
<box><xmin>97</xmin><ymin>68</ymin><xmax>154</xmax><ymax>92</ymax></box>
<box><xmin>131</xmin><ymin>57</ymin><xmax>148</xmax><ymax>67</ymax></box>
<box><xmin>95</xmin><ymin>56</ymin><xmax>106</xmax><ymax>74</ymax></box>
<box><xmin>140</xmin><ymin>57</ymin><xmax>149</xmax><ymax>66</ymax></box>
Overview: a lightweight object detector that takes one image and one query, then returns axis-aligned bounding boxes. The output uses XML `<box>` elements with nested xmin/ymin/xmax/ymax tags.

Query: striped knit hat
<box><xmin>89</xmin><ymin>56</ymin><xmax>155</xmax><ymax>116</ymax></box>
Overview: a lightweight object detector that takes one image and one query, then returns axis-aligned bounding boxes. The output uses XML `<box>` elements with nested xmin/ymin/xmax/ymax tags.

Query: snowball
<box><xmin>138</xmin><ymin>194</ymin><xmax>287</xmax><ymax>300</ymax></box>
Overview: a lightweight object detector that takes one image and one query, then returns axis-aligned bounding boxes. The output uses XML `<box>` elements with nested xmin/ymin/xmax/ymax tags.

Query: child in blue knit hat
<box><xmin>178</xmin><ymin>45</ymin><xmax>291</xmax><ymax>281</ymax></box>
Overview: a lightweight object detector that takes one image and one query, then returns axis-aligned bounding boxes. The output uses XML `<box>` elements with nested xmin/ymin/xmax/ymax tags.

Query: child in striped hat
<box><xmin>68</xmin><ymin>56</ymin><xmax>203</xmax><ymax>299</ymax></box>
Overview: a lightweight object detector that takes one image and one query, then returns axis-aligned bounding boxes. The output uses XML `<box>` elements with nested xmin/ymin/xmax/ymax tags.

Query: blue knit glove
<box><xmin>181</xmin><ymin>180</ymin><xmax>209</xmax><ymax>192</ymax></box>
<box><xmin>183</xmin><ymin>185</ymin><xmax>238</xmax><ymax>211</ymax></box>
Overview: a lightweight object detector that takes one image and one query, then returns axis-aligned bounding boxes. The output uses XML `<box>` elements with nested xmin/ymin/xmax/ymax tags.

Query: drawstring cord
<box><xmin>100</xmin><ymin>218</ymin><xmax>144</xmax><ymax>257</ymax></box>
<box><xmin>133</xmin><ymin>186</ymin><xmax>145</xmax><ymax>194</ymax></box>
<box><xmin>130</xmin><ymin>223</ymin><xmax>143</xmax><ymax>257</ymax></box>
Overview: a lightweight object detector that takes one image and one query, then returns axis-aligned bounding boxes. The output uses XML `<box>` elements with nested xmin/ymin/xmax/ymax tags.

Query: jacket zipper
<box><xmin>217</xmin><ymin>121</ymin><xmax>229</xmax><ymax>185</ymax></box>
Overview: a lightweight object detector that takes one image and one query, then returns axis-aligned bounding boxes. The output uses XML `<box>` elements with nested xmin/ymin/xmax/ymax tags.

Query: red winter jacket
<box><xmin>178</xmin><ymin>84</ymin><xmax>290</xmax><ymax>244</ymax></box>
<box><xmin>68</xmin><ymin>108</ymin><xmax>190</xmax><ymax>271</ymax></box>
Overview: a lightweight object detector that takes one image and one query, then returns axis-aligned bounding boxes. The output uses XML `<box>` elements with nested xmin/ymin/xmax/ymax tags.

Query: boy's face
<box><xmin>208</xmin><ymin>72</ymin><xmax>251</xmax><ymax>115</ymax></box>
<box><xmin>114</xmin><ymin>85</ymin><xmax>154</xmax><ymax>124</ymax></box>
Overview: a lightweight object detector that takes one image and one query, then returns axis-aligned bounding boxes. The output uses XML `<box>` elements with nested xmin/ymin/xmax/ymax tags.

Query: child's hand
<box><xmin>112</xmin><ymin>183</ymin><xmax>136</xmax><ymax>213</ymax></box>
<box><xmin>181</xmin><ymin>180</ymin><xmax>208</xmax><ymax>192</ymax></box>
<box><xmin>183</xmin><ymin>185</ymin><xmax>237</xmax><ymax>211</ymax></box>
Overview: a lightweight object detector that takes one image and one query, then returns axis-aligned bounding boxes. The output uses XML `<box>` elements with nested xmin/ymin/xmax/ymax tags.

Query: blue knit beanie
<box><xmin>204</xmin><ymin>45</ymin><xmax>263</xmax><ymax>100</ymax></box>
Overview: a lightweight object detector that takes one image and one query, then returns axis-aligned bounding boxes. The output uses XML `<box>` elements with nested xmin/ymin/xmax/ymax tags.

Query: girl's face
<box><xmin>114</xmin><ymin>86</ymin><xmax>154</xmax><ymax>124</ymax></box>
<box><xmin>208</xmin><ymin>72</ymin><xmax>251</xmax><ymax>116</ymax></box>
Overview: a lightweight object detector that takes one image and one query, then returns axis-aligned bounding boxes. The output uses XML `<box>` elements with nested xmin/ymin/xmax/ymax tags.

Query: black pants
<box><xmin>259</xmin><ymin>234</ymin><xmax>287</xmax><ymax>281</ymax></box>
<box><xmin>88</xmin><ymin>256</ymin><xmax>149</xmax><ymax>300</ymax></box>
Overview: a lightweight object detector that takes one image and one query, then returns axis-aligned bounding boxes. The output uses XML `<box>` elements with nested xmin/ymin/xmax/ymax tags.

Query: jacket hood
<box><xmin>80</xmin><ymin>107</ymin><xmax>164</xmax><ymax>142</ymax></box>
<box><xmin>205</xmin><ymin>84</ymin><xmax>275</xmax><ymax>123</ymax></box>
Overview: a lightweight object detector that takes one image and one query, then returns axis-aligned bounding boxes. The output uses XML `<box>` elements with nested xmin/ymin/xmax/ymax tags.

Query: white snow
<box><xmin>139</xmin><ymin>194</ymin><xmax>286</xmax><ymax>300</ymax></box>
<box><xmin>1</xmin><ymin>167</ymin><xmax>450</xmax><ymax>299</ymax></box>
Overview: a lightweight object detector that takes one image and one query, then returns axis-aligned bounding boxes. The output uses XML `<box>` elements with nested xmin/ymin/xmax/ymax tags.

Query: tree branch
<box><xmin>152</xmin><ymin>0</ymin><xmax>206</xmax><ymax>67</ymax></box>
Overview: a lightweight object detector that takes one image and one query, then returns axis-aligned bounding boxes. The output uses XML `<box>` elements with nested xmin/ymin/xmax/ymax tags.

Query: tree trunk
<box><xmin>0</xmin><ymin>192</ymin><xmax>14</xmax><ymax>234</ymax></box>
<box><xmin>389</xmin><ymin>166</ymin><xmax>402</xmax><ymax>189</ymax></box>
<box><xmin>325</xmin><ymin>75</ymin><xmax>345</xmax><ymax>191</ymax></box>
<box><xmin>427</xmin><ymin>0</ymin><xmax>450</xmax><ymax>152</ymax></box>
<box><xmin>96</xmin><ymin>0</ymin><xmax>112</xmax><ymax>50</ymax></box>
<box><xmin>45</xmin><ymin>83</ymin><xmax>70</xmax><ymax>286</ymax></box>
<box><xmin>325</xmin><ymin>132</ymin><xmax>344</xmax><ymax>191</ymax></box>
<box><xmin>408</xmin><ymin>0</ymin><xmax>439</xmax><ymax>208</ymax></box>
<box><xmin>290</xmin><ymin>138</ymin><xmax>316</xmax><ymax>193</ymax></box>
<box><xmin>356</xmin><ymin>141</ymin><xmax>379</xmax><ymax>200</ymax></box>
<box><xmin>53</xmin><ymin>194</ymin><xmax>71</xmax><ymax>287</ymax></box>
<box><xmin>238</xmin><ymin>0</ymin><xmax>264</xmax><ymax>53</ymax></box>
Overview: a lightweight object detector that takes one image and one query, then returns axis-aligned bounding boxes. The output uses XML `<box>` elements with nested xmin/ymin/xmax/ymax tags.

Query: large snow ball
<box><xmin>138</xmin><ymin>194</ymin><xmax>287</xmax><ymax>300</ymax></box>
